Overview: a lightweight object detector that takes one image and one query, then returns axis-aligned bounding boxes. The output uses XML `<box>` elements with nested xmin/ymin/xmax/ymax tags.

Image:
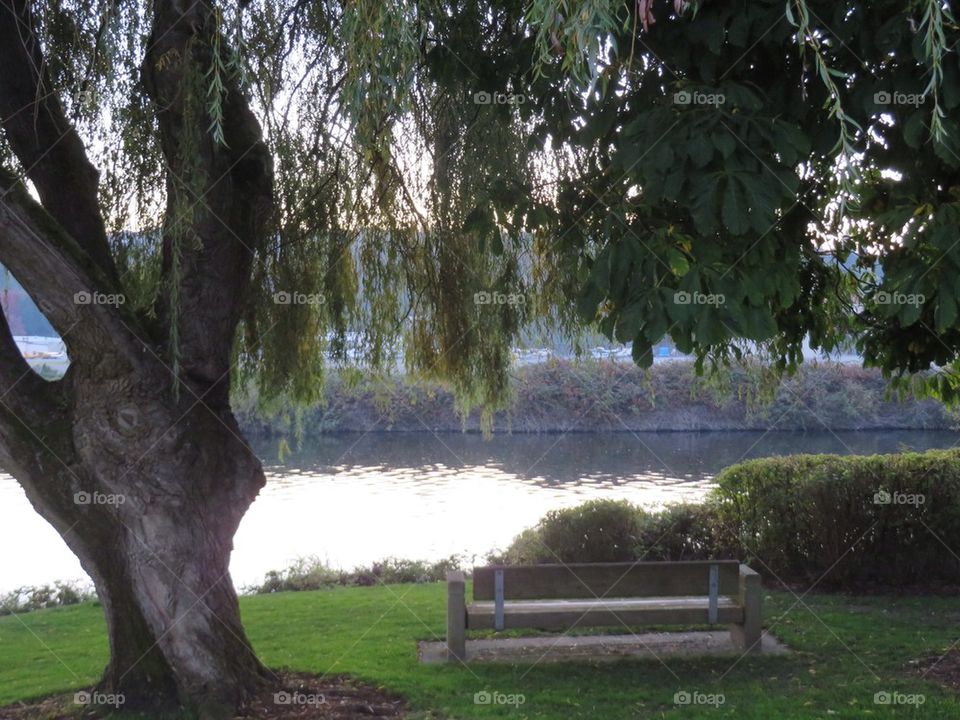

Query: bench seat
<box><xmin>467</xmin><ymin>595</ymin><xmax>744</xmax><ymax>630</ymax></box>
<box><xmin>445</xmin><ymin>561</ymin><xmax>762</xmax><ymax>661</ymax></box>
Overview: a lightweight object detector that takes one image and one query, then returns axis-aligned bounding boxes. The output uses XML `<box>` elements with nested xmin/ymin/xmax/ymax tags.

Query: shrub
<box><xmin>525</xmin><ymin>499</ymin><xmax>645</xmax><ymax>564</ymax></box>
<box><xmin>245</xmin><ymin>555</ymin><xmax>463</xmax><ymax>594</ymax></box>
<box><xmin>633</xmin><ymin>502</ymin><xmax>736</xmax><ymax>562</ymax></box>
<box><xmin>714</xmin><ymin>448</ymin><xmax>960</xmax><ymax>588</ymax></box>
<box><xmin>488</xmin><ymin>527</ymin><xmax>544</xmax><ymax>565</ymax></box>
<box><xmin>0</xmin><ymin>581</ymin><xmax>95</xmax><ymax>616</ymax></box>
<box><xmin>494</xmin><ymin>500</ymin><xmax>734</xmax><ymax>566</ymax></box>
<box><xmin>250</xmin><ymin>557</ymin><xmax>345</xmax><ymax>593</ymax></box>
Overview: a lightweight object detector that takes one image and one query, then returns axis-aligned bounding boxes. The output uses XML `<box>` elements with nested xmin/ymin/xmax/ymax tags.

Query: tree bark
<box><xmin>0</xmin><ymin>0</ymin><xmax>276</xmax><ymax>716</ymax></box>
<box><xmin>0</xmin><ymin>306</ymin><xmax>273</xmax><ymax>714</ymax></box>
<box><xmin>77</xmin><ymin>402</ymin><xmax>270</xmax><ymax>716</ymax></box>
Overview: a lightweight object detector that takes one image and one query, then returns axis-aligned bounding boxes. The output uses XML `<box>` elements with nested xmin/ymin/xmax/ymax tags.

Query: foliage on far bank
<box><xmin>235</xmin><ymin>360</ymin><xmax>957</xmax><ymax>436</ymax></box>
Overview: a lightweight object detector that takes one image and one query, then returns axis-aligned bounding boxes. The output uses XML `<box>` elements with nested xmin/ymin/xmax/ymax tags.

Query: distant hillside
<box><xmin>0</xmin><ymin>268</ymin><xmax>56</xmax><ymax>337</ymax></box>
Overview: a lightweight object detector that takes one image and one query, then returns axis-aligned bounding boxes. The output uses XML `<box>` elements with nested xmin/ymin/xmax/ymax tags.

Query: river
<box><xmin>1</xmin><ymin>429</ymin><xmax>956</xmax><ymax>593</ymax></box>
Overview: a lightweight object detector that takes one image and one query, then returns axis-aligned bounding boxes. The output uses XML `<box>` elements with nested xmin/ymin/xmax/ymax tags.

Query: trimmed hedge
<box><xmin>497</xmin><ymin>449</ymin><xmax>960</xmax><ymax>590</ymax></box>
<box><xmin>714</xmin><ymin>448</ymin><xmax>960</xmax><ymax>588</ymax></box>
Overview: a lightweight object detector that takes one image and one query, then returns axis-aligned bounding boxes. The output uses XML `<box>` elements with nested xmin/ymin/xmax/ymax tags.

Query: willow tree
<box><xmin>0</xmin><ymin>0</ymin><xmax>957</xmax><ymax>716</ymax></box>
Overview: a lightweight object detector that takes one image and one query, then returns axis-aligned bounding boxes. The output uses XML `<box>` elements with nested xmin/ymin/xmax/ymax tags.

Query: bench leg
<box><xmin>730</xmin><ymin>565</ymin><xmax>762</xmax><ymax>653</ymax></box>
<box><xmin>446</xmin><ymin>571</ymin><xmax>467</xmax><ymax>662</ymax></box>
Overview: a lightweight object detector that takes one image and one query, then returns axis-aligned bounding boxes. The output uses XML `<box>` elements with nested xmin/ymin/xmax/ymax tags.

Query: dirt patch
<box><xmin>0</xmin><ymin>671</ymin><xmax>407</xmax><ymax>719</ymax></box>
<box><xmin>913</xmin><ymin>650</ymin><xmax>960</xmax><ymax>692</ymax></box>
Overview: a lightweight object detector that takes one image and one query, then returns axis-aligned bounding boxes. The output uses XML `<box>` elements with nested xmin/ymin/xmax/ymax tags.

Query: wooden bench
<box><xmin>446</xmin><ymin>560</ymin><xmax>761</xmax><ymax>661</ymax></box>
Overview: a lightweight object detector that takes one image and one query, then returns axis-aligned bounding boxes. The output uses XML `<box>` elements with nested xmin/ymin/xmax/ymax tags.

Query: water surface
<box><xmin>1</xmin><ymin>430</ymin><xmax>956</xmax><ymax>593</ymax></box>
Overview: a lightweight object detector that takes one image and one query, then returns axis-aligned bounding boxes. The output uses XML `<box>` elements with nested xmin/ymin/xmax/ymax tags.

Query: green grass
<box><xmin>1</xmin><ymin>584</ymin><xmax>958</xmax><ymax>718</ymax></box>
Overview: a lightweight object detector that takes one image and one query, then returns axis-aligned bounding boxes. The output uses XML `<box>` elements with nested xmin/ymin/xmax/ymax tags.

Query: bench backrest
<box><xmin>473</xmin><ymin>560</ymin><xmax>740</xmax><ymax>600</ymax></box>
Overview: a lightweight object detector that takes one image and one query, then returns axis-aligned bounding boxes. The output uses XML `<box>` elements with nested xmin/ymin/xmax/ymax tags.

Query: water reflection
<box><xmin>255</xmin><ymin>429</ymin><xmax>957</xmax><ymax>485</ymax></box>
<box><xmin>1</xmin><ymin>430</ymin><xmax>957</xmax><ymax>593</ymax></box>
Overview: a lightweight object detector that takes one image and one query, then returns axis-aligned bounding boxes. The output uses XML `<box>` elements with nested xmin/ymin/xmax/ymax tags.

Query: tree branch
<box><xmin>0</xmin><ymin>0</ymin><xmax>118</xmax><ymax>285</ymax></box>
<box><xmin>145</xmin><ymin>0</ymin><xmax>274</xmax><ymax>406</ymax></box>
<box><xmin>0</xmin><ymin>169</ymin><xmax>142</xmax><ymax>370</ymax></box>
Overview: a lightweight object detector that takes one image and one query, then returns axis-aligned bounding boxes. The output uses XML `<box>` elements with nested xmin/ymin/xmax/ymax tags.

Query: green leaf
<box><xmin>743</xmin><ymin>307</ymin><xmax>777</xmax><ymax>341</ymax></box>
<box><xmin>688</xmin><ymin>16</ymin><xmax>725</xmax><ymax>54</ymax></box>
<box><xmin>615</xmin><ymin>302</ymin><xmax>644</xmax><ymax>344</ymax></box>
<box><xmin>695</xmin><ymin>309</ymin><xmax>725</xmax><ymax>345</ymax></box>
<box><xmin>576</xmin><ymin>290</ymin><xmax>601</xmax><ymax>322</ymax></box>
<box><xmin>898</xmin><ymin>294</ymin><xmax>923</xmax><ymax>325</ymax></box>
<box><xmin>687</xmin><ymin>133</ymin><xmax>713</xmax><ymax>168</ymax></box>
<box><xmin>689</xmin><ymin>174</ymin><xmax>720</xmax><ymax>235</ymax></box>
<box><xmin>903</xmin><ymin>111</ymin><xmax>926</xmax><ymax>149</ymax></box>
<box><xmin>631</xmin><ymin>336</ymin><xmax>653</xmax><ymax>368</ymax></box>
<box><xmin>740</xmin><ymin>173</ymin><xmax>783</xmax><ymax>233</ymax></box>
<box><xmin>712</xmin><ymin>131</ymin><xmax>736</xmax><ymax>159</ymax></box>
<box><xmin>721</xmin><ymin>178</ymin><xmax>750</xmax><ymax>235</ymax></box>
<box><xmin>647</xmin><ymin>142</ymin><xmax>675</xmax><ymax>174</ymax></box>
<box><xmin>463</xmin><ymin>203</ymin><xmax>492</xmax><ymax>233</ymax></box>
<box><xmin>667</xmin><ymin>248</ymin><xmax>690</xmax><ymax>277</ymax></box>
<box><xmin>933</xmin><ymin>120</ymin><xmax>960</xmax><ymax>167</ymax></box>
<box><xmin>936</xmin><ymin>291</ymin><xmax>958</xmax><ymax>331</ymax></box>
<box><xmin>643</xmin><ymin>306</ymin><xmax>669</xmax><ymax>344</ymax></box>
<box><xmin>663</xmin><ymin>170</ymin><xmax>685</xmax><ymax>200</ymax></box>
<box><xmin>771</xmin><ymin>121</ymin><xmax>811</xmax><ymax>164</ymax></box>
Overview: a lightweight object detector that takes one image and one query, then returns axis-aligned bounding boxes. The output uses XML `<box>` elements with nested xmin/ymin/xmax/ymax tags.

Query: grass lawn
<box><xmin>0</xmin><ymin>584</ymin><xmax>958</xmax><ymax>718</ymax></box>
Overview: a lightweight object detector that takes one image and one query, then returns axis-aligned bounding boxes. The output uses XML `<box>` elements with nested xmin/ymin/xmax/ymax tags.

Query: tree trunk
<box><xmin>90</xmin><ymin>500</ymin><xmax>269</xmax><ymax>717</ymax></box>
<box><xmin>9</xmin><ymin>367</ymin><xmax>271</xmax><ymax>717</ymax></box>
<box><xmin>0</xmin><ymin>1</ymin><xmax>276</xmax><ymax>715</ymax></box>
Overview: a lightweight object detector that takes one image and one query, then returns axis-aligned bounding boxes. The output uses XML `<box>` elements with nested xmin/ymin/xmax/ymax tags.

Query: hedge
<box><xmin>497</xmin><ymin>448</ymin><xmax>960</xmax><ymax>590</ymax></box>
<box><xmin>714</xmin><ymin>448</ymin><xmax>960</xmax><ymax>588</ymax></box>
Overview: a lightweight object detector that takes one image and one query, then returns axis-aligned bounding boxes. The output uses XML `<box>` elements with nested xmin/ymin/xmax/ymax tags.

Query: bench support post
<box><xmin>446</xmin><ymin>570</ymin><xmax>467</xmax><ymax>662</ymax></box>
<box><xmin>707</xmin><ymin>563</ymin><xmax>719</xmax><ymax>625</ymax></box>
<box><xmin>730</xmin><ymin>564</ymin><xmax>761</xmax><ymax>653</ymax></box>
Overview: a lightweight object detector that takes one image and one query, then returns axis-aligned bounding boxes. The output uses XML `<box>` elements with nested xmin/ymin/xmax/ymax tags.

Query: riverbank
<box><xmin>235</xmin><ymin>360</ymin><xmax>956</xmax><ymax>436</ymax></box>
